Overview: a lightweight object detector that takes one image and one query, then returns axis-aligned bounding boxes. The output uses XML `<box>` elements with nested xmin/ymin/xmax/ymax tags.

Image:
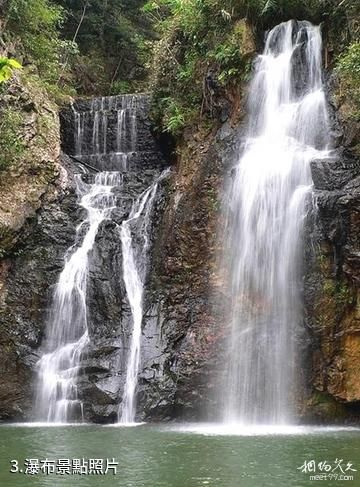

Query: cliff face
<box><xmin>139</xmin><ymin>117</ymin><xmax>242</xmax><ymax>420</ymax></box>
<box><xmin>54</xmin><ymin>94</ymin><xmax>243</xmax><ymax>422</ymax></box>
<box><xmin>0</xmin><ymin>92</ymin><xmax>171</xmax><ymax>422</ymax></box>
<box><xmin>0</xmin><ymin>28</ymin><xmax>359</xmax><ymax>424</ymax></box>
<box><xmin>0</xmin><ymin>74</ymin><xmax>245</xmax><ymax>421</ymax></box>
<box><xmin>0</xmin><ymin>73</ymin><xmax>77</xmax><ymax>419</ymax></box>
<box><xmin>303</xmin><ymin>75</ymin><xmax>360</xmax><ymax>422</ymax></box>
<box><xmin>58</xmin><ymin>95</ymin><xmax>170</xmax><ymax>422</ymax></box>
<box><xmin>141</xmin><ymin>49</ymin><xmax>360</xmax><ymax>421</ymax></box>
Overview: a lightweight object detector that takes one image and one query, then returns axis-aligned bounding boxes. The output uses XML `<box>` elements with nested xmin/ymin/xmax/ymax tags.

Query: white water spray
<box><xmin>222</xmin><ymin>20</ymin><xmax>330</xmax><ymax>424</ymax></box>
<box><xmin>36</xmin><ymin>172</ymin><xmax>122</xmax><ymax>422</ymax></box>
<box><xmin>37</xmin><ymin>93</ymin><xmax>167</xmax><ymax>423</ymax></box>
<box><xmin>119</xmin><ymin>169</ymin><xmax>170</xmax><ymax>423</ymax></box>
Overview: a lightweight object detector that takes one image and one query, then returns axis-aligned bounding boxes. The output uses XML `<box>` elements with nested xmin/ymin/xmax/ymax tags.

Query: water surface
<box><xmin>0</xmin><ymin>424</ymin><xmax>359</xmax><ymax>486</ymax></box>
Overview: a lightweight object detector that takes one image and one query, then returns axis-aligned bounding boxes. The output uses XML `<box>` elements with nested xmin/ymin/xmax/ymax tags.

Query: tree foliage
<box><xmin>5</xmin><ymin>0</ymin><xmax>68</xmax><ymax>83</ymax></box>
<box><xmin>1</xmin><ymin>0</ymin><xmax>154</xmax><ymax>95</ymax></box>
<box><xmin>0</xmin><ymin>109</ymin><xmax>24</xmax><ymax>170</ymax></box>
<box><xmin>52</xmin><ymin>0</ymin><xmax>155</xmax><ymax>94</ymax></box>
<box><xmin>144</xmin><ymin>0</ymin><xmax>360</xmax><ymax>135</ymax></box>
<box><xmin>1</xmin><ymin>0</ymin><xmax>359</xmax><ymax>107</ymax></box>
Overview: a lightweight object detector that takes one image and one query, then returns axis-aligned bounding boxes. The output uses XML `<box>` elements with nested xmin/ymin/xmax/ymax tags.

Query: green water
<box><xmin>0</xmin><ymin>424</ymin><xmax>360</xmax><ymax>486</ymax></box>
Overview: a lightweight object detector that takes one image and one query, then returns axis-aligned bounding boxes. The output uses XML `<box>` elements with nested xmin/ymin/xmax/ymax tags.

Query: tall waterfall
<box><xmin>221</xmin><ymin>20</ymin><xmax>330</xmax><ymax>424</ymax></box>
<box><xmin>119</xmin><ymin>169</ymin><xmax>170</xmax><ymax>423</ymax></box>
<box><xmin>36</xmin><ymin>172</ymin><xmax>122</xmax><ymax>422</ymax></box>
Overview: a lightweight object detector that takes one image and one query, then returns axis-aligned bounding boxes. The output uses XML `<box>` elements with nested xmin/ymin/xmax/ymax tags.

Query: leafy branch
<box><xmin>0</xmin><ymin>57</ymin><xmax>22</xmax><ymax>84</ymax></box>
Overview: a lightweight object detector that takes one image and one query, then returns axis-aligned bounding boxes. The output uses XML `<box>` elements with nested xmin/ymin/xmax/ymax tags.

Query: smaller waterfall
<box><xmin>119</xmin><ymin>169</ymin><xmax>170</xmax><ymax>423</ymax></box>
<box><xmin>36</xmin><ymin>172</ymin><xmax>122</xmax><ymax>422</ymax></box>
<box><xmin>116</xmin><ymin>97</ymin><xmax>137</xmax><ymax>153</ymax></box>
<box><xmin>37</xmin><ymin>93</ymin><xmax>168</xmax><ymax>423</ymax></box>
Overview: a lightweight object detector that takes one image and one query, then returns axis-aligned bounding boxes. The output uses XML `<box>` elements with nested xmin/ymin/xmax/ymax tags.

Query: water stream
<box><xmin>221</xmin><ymin>20</ymin><xmax>330</xmax><ymax>424</ymax></box>
<box><xmin>37</xmin><ymin>93</ymin><xmax>168</xmax><ymax>422</ymax></box>
<box><xmin>73</xmin><ymin>95</ymin><xmax>140</xmax><ymax>170</ymax></box>
<box><xmin>119</xmin><ymin>169</ymin><xmax>170</xmax><ymax>423</ymax></box>
<box><xmin>36</xmin><ymin>172</ymin><xmax>122</xmax><ymax>422</ymax></box>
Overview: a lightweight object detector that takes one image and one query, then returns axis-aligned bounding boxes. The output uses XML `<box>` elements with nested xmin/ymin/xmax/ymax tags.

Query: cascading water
<box><xmin>221</xmin><ymin>20</ymin><xmax>330</xmax><ymax>424</ymax></box>
<box><xmin>37</xmin><ymin>93</ymin><xmax>168</xmax><ymax>423</ymax></box>
<box><xmin>36</xmin><ymin>172</ymin><xmax>122</xmax><ymax>422</ymax></box>
<box><xmin>119</xmin><ymin>168</ymin><xmax>170</xmax><ymax>424</ymax></box>
<box><xmin>73</xmin><ymin>95</ymin><xmax>140</xmax><ymax>170</ymax></box>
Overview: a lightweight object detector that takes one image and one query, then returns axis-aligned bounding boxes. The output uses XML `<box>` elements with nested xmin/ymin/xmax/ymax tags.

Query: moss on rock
<box><xmin>0</xmin><ymin>68</ymin><xmax>61</xmax><ymax>255</ymax></box>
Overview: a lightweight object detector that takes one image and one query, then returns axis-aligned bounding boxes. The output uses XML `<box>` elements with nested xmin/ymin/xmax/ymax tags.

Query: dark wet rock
<box><xmin>60</xmin><ymin>95</ymin><xmax>163</xmax><ymax>160</ymax></box>
<box><xmin>132</xmin><ymin>120</ymin><xmax>242</xmax><ymax>422</ymax></box>
<box><xmin>2</xmin><ymin>37</ymin><xmax>360</xmax><ymax>426</ymax></box>
<box><xmin>0</xmin><ymin>153</ymin><xmax>78</xmax><ymax>420</ymax></box>
<box><xmin>0</xmin><ymin>91</ymin><xmax>173</xmax><ymax>422</ymax></box>
<box><xmin>302</xmin><ymin>73</ymin><xmax>360</xmax><ymax>422</ymax></box>
<box><xmin>311</xmin><ymin>157</ymin><xmax>360</xmax><ymax>191</ymax></box>
<box><xmin>56</xmin><ymin>96</ymin><xmax>172</xmax><ymax>422</ymax></box>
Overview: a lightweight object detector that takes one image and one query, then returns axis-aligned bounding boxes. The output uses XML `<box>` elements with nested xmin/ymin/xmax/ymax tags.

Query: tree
<box><xmin>53</xmin><ymin>0</ymin><xmax>155</xmax><ymax>94</ymax></box>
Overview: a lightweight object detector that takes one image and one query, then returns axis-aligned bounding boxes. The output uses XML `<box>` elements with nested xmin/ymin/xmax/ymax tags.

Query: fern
<box><xmin>164</xmin><ymin>100</ymin><xmax>186</xmax><ymax>134</ymax></box>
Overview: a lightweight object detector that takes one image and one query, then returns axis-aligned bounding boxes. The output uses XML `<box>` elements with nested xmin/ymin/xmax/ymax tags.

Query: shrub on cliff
<box><xmin>145</xmin><ymin>0</ymin><xmax>360</xmax><ymax>136</ymax></box>
<box><xmin>4</xmin><ymin>0</ymin><xmax>69</xmax><ymax>84</ymax></box>
<box><xmin>336</xmin><ymin>42</ymin><xmax>360</xmax><ymax>120</ymax></box>
<box><xmin>0</xmin><ymin>108</ymin><xmax>24</xmax><ymax>170</ymax></box>
<box><xmin>0</xmin><ymin>56</ymin><xmax>21</xmax><ymax>84</ymax></box>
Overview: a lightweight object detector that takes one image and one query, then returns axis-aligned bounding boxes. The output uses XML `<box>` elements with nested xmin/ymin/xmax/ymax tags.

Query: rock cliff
<box><xmin>0</xmin><ymin>72</ymin><xmax>72</xmax><ymax>419</ymax></box>
<box><xmin>0</xmin><ymin>28</ymin><xmax>359</xmax><ymax>424</ymax></box>
<box><xmin>303</xmin><ymin>73</ymin><xmax>360</xmax><ymax>422</ymax></box>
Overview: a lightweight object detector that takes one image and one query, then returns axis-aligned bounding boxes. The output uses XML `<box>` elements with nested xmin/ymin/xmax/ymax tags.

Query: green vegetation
<box><xmin>160</xmin><ymin>97</ymin><xmax>188</xmax><ymax>134</ymax></box>
<box><xmin>0</xmin><ymin>109</ymin><xmax>25</xmax><ymax>170</ymax></box>
<box><xmin>144</xmin><ymin>0</ymin><xmax>360</xmax><ymax>135</ymax></box>
<box><xmin>0</xmin><ymin>0</ymin><xmax>359</xmax><ymax>135</ymax></box>
<box><xmin>336</xmin><ymin>42</ymin><xmax>360</xmax><ymax>120</ymax></box>
<box><xmin>0</xmin><ymin>57</ymin><xmax>22</xmax><ymax>84</ymax></box>
<box><xmin>1</xmin><ymin>0</ymin><xmax>154</xmax><ymax>96</ymax></box>
<box><xmin>5</xmin><ymin>0</ymin><xmax>70</xmax><ymax>86</ymax></box>
<box><xmin>52</xmin><ymin>0</ymin><xmax>155</xmax><ymax>95</ymax></box>
<box><xmin>145</xmin><ymin>1</ymin><xmax>256</xmax><ymax>134</ymax></box>
<box><xmin>1</xmin><ymin>0</ymin><xmax>359</xmax><ymax>103</ymax></box>
<box><xmin>308</xmin><ymin>391</ymin><xmax>348</xmax><ymax>421</ymax></box>
<box><xmin>323</xmin><ymin>278</ymin><xmax>354</xmax><ymax>307</ymax></box>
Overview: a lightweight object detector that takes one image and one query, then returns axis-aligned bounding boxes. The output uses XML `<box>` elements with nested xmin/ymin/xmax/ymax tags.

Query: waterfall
<box><xmin>221</xmin><ymin>20</ymin><xmax>330</xmax><ymax>424</ymax></box>
<box><xmin>37</xmin><ymin>93</ymin><xmax>168</xmax><ymax>423</ymax></box>
<box><xmin>73</xmin><ymin>95</ymin><xmax>141</xmax><ymax>171</ymax></box>
<box><xmin>119</xmin><ymin>168</ymin><xmax>170</xmax><ymax>424</ymax></box>
<box><xmin>36</xmin><ymin>172</ymin><xmax>122</xmax><ymax>422</ymax></box>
